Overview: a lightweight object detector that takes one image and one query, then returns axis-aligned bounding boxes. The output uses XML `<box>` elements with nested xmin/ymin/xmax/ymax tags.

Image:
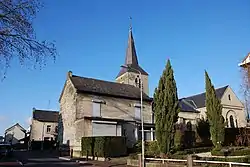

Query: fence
<box><xmin>145</xmin><ymin>157</ymin><xmax>250</xmax><ymax>167</ymax></box>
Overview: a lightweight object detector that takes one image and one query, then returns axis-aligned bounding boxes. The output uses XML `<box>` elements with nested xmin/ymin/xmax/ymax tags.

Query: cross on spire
<box><xmin>129</xmin><ymin>16</ymin><xmax>132</xmax><ymax>31</ymax></box>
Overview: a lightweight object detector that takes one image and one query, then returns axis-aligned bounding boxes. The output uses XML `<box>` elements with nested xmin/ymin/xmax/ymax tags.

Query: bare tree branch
<box><xmin>0</xmin><ymin>0</ymin><xmax>57</xmax><ymax>78</ymax></box>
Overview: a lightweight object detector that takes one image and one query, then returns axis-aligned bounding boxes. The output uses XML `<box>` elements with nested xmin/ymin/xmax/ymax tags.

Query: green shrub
<box><xmin>199</xmin><ymin>156</ymin><xmax>250</xmax><ymax>163</ymax></box>
<box><xmin>145</xmin><ymin>141</ymin><xmax>160</xmax><ymax>157</ymax></box>
<box><xmin>174</xmin><ymin>129</ymin><xmax>184</xmax><ymax>150</ymax></box>
<box><xmin>81</xmin><ymin>137</ymin><xmax>94</xmax><ymax>156</ymax></box>
<box><xmin>211</xmin><ymin>147</ymin><xmax>250</xmax><ymax>156</ymax></box>
<box><xmin>81</xmin><ymin>136</ymin><xmax>127</xmax><ymax>158</ymax></box>
<box><xmin>134</xmin><ymin>140</ymin><xmax>142</xmax><ymax>153</ymax></box>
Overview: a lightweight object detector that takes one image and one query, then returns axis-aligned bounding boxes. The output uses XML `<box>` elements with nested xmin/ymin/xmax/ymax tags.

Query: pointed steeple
<box><xmin>125</xmin><ymin>29</ymin><xmax>139</xmax><ymax>66</ymax></box>
<box><xmin>116</xmin><ymin>23</ymin><xmax>148</xmax><ymax>78</ymax></box>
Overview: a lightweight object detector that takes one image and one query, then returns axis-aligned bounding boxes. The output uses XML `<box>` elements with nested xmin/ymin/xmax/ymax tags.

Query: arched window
<box><xmin>135</xmin><ymin>76</ymin><xmax>141</xmax><ymax>88</ymax></box>
<box><xmin>135</xmin><ymin>78</ymin><xmax>138</xmax><ymax>86</ymax></box>
<box><xmin>230</xmin><ymin>115</ymin><xmax>235</xmax><ymax>128</ymax></box>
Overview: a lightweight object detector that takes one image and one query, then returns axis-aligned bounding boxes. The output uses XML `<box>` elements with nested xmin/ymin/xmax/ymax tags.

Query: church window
<box><xmin>230</xmin><ymin>115</ymin><xmax>235</xmax><ymax>128</ymax></box>
<box><xmin>135</xmin><ymin>78</ymin><xmax>138</xmax><ymax>87</ymax></box>
<box><xmin>228</xmin><ymin>94</ymin><xmax>231</xmax><ymax>101</ymax></box>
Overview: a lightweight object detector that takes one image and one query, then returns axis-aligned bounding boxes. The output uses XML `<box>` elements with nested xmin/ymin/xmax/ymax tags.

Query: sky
<box><xmin>0</xmin><ymin>0</ymin><xmax>250</xmax><ymax>135</ymax></box>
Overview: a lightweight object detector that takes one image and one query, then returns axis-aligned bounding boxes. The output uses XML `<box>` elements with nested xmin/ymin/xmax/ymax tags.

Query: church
<box><xmin>58</xmin><ymin>25</ymin><xmax>247</xmax><ymax>154</ymax></box>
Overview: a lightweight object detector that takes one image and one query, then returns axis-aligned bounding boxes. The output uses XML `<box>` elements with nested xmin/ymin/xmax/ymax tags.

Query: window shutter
<box><xmin>93</xmin><ymin>102</ymin><xmax>101</xmax><ymax>117</ymax></box>
<box><xmin>135</xmin><ymin>107</ymin><xmax>141</xmax><ymax>120</ymax></box>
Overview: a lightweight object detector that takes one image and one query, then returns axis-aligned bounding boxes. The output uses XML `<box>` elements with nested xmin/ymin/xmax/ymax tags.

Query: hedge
<box><xmin>81</xmin><ymin>136</ymin><xmax>127</xmax><ymax>158</ymax></box>
<box><xmin>211</xmin><ymin>147</ymin><xmax>250</xmax><ymax>156</ymax></box>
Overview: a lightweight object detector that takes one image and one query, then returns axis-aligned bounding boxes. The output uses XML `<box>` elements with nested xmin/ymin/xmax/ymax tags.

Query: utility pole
<box><xmin>41</xmin><ymin>123</ymin><xmax>45</xmax><ymax>151</ymax></box>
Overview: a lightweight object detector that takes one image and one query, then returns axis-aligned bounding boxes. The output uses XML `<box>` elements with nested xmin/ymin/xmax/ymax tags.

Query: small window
<box><xmin>228</xmin><ymin>94</ymin><xmax>231</xmax><ymax>101</ymax></box>
<box><xmin>93</xmin><ymin>102</ymin><xmax>101</xmax><ymax>117</ymax></box>
<box><xmin>135</xmin><ymin>107</ymin><xmax>141</xmax><ymax>120</ymax></box>
<box><xmin>46</xmin><ymin>125</ymin><xmax>51</xmax><ymax>133</ymax></box>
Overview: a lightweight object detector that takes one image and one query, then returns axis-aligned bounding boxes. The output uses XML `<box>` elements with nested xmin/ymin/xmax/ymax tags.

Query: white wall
<box><xmin>30</xmin><ymin>120</ymin><xmax>58</xmax><ymax>141</ymax></box>
<box><xmin>5</xmin><ymin>126</ymin><xmax>25</xmax><ymax>145</ymax></box>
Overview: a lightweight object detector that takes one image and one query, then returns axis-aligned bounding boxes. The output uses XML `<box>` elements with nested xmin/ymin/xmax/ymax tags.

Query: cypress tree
<box><xmin>205</xmin><ymin>71</ymin><xmax>225</xmax><ymax>149</ymax></box>
<box><xmin>154</xmin><ymin>60</ymin><xmax>180</xmax><ymax>155</ymax></box>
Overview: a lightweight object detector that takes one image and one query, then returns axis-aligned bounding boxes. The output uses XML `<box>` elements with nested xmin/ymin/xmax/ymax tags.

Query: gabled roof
<box><xmin>116</xmin><ymin>29</ymin><xmax>148</xmax><ymax>78</ymax></box>
<box><xmin>181</xmin><ymin>85</ymin><xmax>229</xmax><ymax>109</ymax></box>
<box><xmin>239</xmin><ymin>53</ymin><xmax>250</xmax><ymax>67</ymax></box>
<box><xmin>33</xmin><ymin>109</ymin><xmax>59</xmax><ymax>123</ymax></box>
<box><xmin>70</xmin><ymin>74</ymin><xmax>152</xmax><ymax>102</ymax></box>
<box><xmin>179</xmin><ymin>99</ymin><xmax>199</xmax><ymax>113</ymax></box>
<box><xmin>5</xmin><ymin>123</ymin><xmax>26</xmax><ymax>133</ymax></box>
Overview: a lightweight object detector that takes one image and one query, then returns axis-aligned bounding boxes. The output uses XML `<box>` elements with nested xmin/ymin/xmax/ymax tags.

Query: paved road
<box><xmin>12</xmin><ymin>150</ymin><xmax>83</xmax><ymax>167</ymax></box>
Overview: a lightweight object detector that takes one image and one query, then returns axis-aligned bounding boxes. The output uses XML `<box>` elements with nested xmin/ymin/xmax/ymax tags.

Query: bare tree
<box><xmin>240</xmin><ymin>66</ymin><xmax>250</xmax><ymax>121</ymax></box>
<box><xmin>0</xmin><ymin>0</ymin><xmax>57</xmax><ymax>78</ymax></box>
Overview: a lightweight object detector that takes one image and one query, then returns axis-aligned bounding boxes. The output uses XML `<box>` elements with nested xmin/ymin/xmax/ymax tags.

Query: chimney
<box><xmin>67</xmin><ymin>71</ymin><xmax>72</xmax><ymax>78</ymax></box>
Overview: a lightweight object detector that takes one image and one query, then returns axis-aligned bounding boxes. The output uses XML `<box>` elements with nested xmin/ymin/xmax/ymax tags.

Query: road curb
<box><xmin>59</xmin><ymin>156</ymin><xmax>71</xmax><ymax>161</ymax></box>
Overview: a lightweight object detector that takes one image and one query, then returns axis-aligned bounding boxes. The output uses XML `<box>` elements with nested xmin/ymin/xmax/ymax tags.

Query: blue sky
<box><xmin>0</xmin><ymin>0</ymin><xmax>250</xmax><ymax>135</ymax></box>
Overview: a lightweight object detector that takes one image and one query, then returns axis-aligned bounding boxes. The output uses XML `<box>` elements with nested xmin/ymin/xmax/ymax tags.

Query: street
<box><xmin>3</xmin><ymin>150</ymin><xmax>84</xmax><ymax>167</ymax></box>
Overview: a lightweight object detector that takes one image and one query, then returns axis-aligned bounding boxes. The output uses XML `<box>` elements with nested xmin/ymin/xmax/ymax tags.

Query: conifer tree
<box><xmin>154</xmin><ymin>60</ymin><xmax>180</xmax><ymax>155</ymax></box>
<box><xmin>205</xmin><ymin>71</ymin><xmax>225</xmax><ymax>149</ymax></box>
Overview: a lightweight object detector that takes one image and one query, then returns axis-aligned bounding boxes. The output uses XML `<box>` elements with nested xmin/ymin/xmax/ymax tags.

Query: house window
<box><xmin>138</xmin><ymin>127</ymin><xmax>155</xmax><ymax>141</ymax></box>
<box><xmin>228</xmin><ymin>94</ymin><xmax>231</xmax><ymax>101</ymax></box>
<box><xmin>46</xmin><ymin>125</ymin><xmax>51</xmax><ymax>133</ymax></box>
<box><xmin>93</xmin><ymin>102</ymin><xmax>101</xmax><ymax>117</ymax></box>
<box><xmin>135</xmin><ymin>107</ymin><xmax>141</xmax><ymax>120</ymax></box>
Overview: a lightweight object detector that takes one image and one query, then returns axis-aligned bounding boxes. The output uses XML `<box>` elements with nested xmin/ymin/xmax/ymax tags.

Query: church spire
<box><xmin>116</xmin><ymin>19</ymin><xmax>148</xmax><ymax>78</ymax></box>
<box><xmin>125</xmin><ymin>18</ymin><xmax>139</xmax><ymax>66</ymax></box>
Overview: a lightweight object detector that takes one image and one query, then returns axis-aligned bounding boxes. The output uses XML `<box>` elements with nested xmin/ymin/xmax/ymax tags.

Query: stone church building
<box><xmin>58</xmin><ymin>26</ymin><xmax>247</xmax><ymax>153</ymax></box>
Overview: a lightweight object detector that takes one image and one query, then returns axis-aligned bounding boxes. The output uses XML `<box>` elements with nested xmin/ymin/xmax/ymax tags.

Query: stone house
<box><xmin>5</xmin><ymin>123</ymin><xmax>26</xmax><ymax>145</ymax></box>
<box><xmin>30</xmin><ymin>108</ymin><xmax>59</xmax><ymax>141</ymax></box>
<box><xmin>178</xmin><ymin>85</ymin><xmax>247</xmax><ymax>128</ymax></box>
<box><xmin>59</xmin><ymin>27</ymin><xmax>154</xmax><ymax>152</ymax></box>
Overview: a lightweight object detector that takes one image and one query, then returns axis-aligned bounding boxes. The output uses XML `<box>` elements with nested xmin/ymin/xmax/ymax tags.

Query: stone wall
<box><xmin>59</xmin><ymin>77</ymin><xmax>77</xmax><ymax>148</ymax></box>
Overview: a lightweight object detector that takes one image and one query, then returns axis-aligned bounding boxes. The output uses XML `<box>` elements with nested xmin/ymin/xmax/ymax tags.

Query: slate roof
<box><xmin>33</xmin><ymin>109</ymin><xmax>59</xmax><ymax>122</ymax></box>
<box><xmin>70</xmin><ymin>75</ymin><xmax>152</xmax><ymax>102</ymax></box>
<box><xmin>116</xmin><ymin>29</ymin><xmax>148</xmax><ymax>78</ymax></box>
<box><xmin>178</xmin><ymin>99</ymin><xmax>199</xmax><ymax>112</ymax></box>
<box><xmin>181</xmin><ymin>85</ymin><xmax>229</xmax><ymax>109</ymax></box>
<box><xmin>5</xmin><ymin>123</ymin><xmax>26</xmax><ymax>133</ymax></box>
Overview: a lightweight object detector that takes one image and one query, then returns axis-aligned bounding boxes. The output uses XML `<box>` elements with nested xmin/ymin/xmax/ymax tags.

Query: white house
<box><xmin>5</xmin><ymin>123</ymin><xmax>26</xmax><ymax>145</ymax></box>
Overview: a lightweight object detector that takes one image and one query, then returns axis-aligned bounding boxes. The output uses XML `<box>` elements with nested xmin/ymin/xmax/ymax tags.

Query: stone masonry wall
<box><xmin>76</xmin><ymin>93</ymin><xmax>153</xmax><ymax>123</ymax></box>
<box><xmin>59</xmin><ymin>77</ymin><xmax>77</xmax><ymax>148</ymax></box>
